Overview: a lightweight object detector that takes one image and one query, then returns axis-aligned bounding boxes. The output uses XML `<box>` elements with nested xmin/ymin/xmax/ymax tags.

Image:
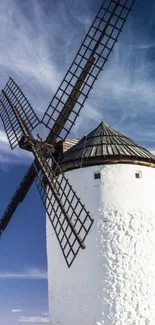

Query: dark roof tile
<box><xmin>59</xmin><ymin>121</ymin><xmax>155</xmax><ymax>166</ymax></box>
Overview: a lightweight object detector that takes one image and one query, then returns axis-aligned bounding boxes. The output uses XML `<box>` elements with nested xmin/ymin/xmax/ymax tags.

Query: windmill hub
<box><xmin>19</xmin><ymin>134</ymin><xmax>55</xmax><ymax>155</ymax></box>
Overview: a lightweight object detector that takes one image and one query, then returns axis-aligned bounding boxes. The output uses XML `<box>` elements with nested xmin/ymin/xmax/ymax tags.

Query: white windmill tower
<box><xmin>47</xmin><ymin>121</ymin><xmax>155</xmax><ymax>324</ymax></box>
<box><xmin>2</xmin><ymin>0</ymin><xmax>155</xmax><ymax>324</ymax></box>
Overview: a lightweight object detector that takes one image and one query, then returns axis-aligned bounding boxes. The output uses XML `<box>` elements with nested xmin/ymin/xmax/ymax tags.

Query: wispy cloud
<box><xmin>18</xmin><ymin>316</ymin><xmax>49</xmax><ymax>323</ymax></box>
<box><xmin>0</xmin><ymin>0</ymin><xmax>86</xmax><ymax>166</ymax></box>
<box><xmin>41</xmin><ymin>312</ymin><xmax>49</xmax><ymax>316</ymax></box>
<box><xmin>0</xmin><ymin>129</ymin><xmax>32</xmax><ymax>166</ymax></box>
<box><xmin>134</xmin><ymin>42</ymin><xmax>155</xmax><ymax>50</ymax></box>
<box><xmin>12</xmin><ymin>309</ymin><xmax>23</xmax><ymax>313</ymax></box>
<box><xmin>0</xmin><ymin>268</ymin><xmax>47</xmax><ymax>280</ymax></box>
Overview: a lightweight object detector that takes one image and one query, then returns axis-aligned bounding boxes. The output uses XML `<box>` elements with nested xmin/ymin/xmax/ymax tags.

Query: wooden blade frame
<box><xmin>33</xmin><ymin>139</ymin><xmax>93</xmax><ymax>267</ymax></box>
<box><xmin>0</xmin><ymin>164</ymin><xmax>36</xmax><ymax>235</ymax></box>
<box><xmin>0</xmin><ymin>94</ymin><xmax>93</xmax><ymax>266</ymax></box>
<box><xmin>42</xmin><ymin>0</ymin><xmax>135</xmax><ymax>143</ymax></box>
<box><xmin>0</xmin><ymin>78</ymin><xmax>40</xmax><ymax>149</ymax></box>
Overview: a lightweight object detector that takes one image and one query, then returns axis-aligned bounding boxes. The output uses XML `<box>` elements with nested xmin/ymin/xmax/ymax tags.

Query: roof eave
<box><xmin>59</xmin><ymin>156</ymin><xmax>155</xmax><ymax>173</ymax></box>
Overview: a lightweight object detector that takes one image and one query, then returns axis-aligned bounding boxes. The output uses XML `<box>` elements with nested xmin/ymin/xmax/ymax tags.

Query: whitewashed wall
<box><xmin>46</xmin><ymin>163</ymin><xmax>155</xmax><ymax>325</ymax></box>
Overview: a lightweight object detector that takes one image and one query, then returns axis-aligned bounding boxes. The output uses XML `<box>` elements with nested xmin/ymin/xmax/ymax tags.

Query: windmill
<box><xmin>0</xmin><ymin>1</ymin><xmax>137</xmax><ymax>323</ymax></box>
<box><xmin>0</xmin><ymin>0</ymin><xmax>135</xmax><ymax>266</ymax></box>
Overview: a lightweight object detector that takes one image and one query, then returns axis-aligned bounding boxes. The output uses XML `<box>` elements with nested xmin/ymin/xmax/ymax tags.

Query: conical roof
<box><xmin>58</xmin><ymin>122</ymin><xmax>155</xmax><ymax>171</ymax></box>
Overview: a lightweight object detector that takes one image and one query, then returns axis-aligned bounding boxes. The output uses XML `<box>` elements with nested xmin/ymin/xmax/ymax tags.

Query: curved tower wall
<box><xmin>46</xmin><ymin>163</ymin><xmax>155</xmax><ymax>325</ymax></box>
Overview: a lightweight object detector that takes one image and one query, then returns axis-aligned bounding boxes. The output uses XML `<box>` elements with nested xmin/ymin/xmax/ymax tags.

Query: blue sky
<box><xmin>0</xmin><ymin>0</ymin><xmax>155</xmax><ymax>324</ymax></box>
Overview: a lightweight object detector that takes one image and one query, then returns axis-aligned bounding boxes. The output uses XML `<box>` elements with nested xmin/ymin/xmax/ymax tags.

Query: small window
<box><xmin>135</xmin><ymin>171</ymin><xmax>142</xmax><ymax>179</ymax></box>
<box><xmin>94</xmin><ymin>172</ymin><xmax>101</xmax><ymax>179</ymax></box>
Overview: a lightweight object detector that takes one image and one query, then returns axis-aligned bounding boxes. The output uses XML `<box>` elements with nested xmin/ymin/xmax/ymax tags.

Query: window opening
<box><xmin>135</xmin><ymin>171</ymin><xmax>142</xmax><ymax>179</ymax></box>
<box><xmin>94</xmin><ymin>172</ymin><xmax>101</xmax><ymax>179</ymax></box>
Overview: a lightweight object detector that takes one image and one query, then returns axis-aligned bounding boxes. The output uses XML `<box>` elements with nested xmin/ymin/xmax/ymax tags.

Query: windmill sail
<box><xmin>0</xmin><ymin>78</ymin><xmax>40</xmax><ymax>149</ymax></box>
<box><xmin>0</xmin><ymin>164</ymin><xmax>36</xmax><ymax>235</ymax></box>
<box><xmin>0</xmin><ymin>94</ymin><xmax>93</xmax><ymax>266</ymax></box>
<box><xmin>42</xmin><ymin>0</ymin><xmax>135</xmax><ymax>143</ymax></box>
<box><xmin>34</xmin><ymin>140</ymin><xmax>93</xmax><ymax>267</ymax></box>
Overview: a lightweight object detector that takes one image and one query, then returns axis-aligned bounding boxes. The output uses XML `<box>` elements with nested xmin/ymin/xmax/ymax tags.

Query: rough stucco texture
<box><xmin>46</xmin><ymin>164</ymin><xmax>155</xmax><ymax>325</ymax></box>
